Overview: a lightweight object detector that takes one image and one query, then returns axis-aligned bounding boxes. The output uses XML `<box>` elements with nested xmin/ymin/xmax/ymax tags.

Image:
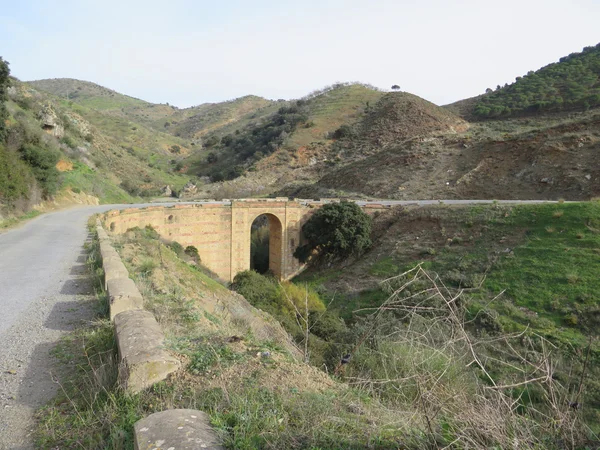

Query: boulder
<box><xmin>38</xmin><ymin>104</ymin><xmax>65</xmax><ymax>138</ymax></box>
<box><xmin>181</xmin><ymin>181</ymin><xmax>197</xmax><ymax>196</ymax></box>
<box><xmin>162</xmin><ymin>185</ymin><xmax>172</xmax><ymax>197</ymax></box>
<box><xmin>107</xmin><ymin>277</ymin><xmax>144</xmax><ymax>320</ymax></box>
<box><xmin>114</xmin><ymin>310</ymin><xmax>180</xmax><ymax>393</ymax></box>
<box><xmin>134</xmin><ymin>409</ymin><xmax>223</xmax><ymax>450</ymax></box>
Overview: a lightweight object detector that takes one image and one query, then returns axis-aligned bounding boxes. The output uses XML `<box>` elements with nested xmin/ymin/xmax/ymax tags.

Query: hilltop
<box><xmin>447</xmin><ymin>43</ymin><xmax>600</xmax><ymax>120</ymax></box>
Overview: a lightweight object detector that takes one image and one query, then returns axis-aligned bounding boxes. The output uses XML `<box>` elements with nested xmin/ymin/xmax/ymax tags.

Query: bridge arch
<box><xmin>249</xmin><ymin>212</ymin><xmax>284</xmax><ymax>278</ymax></box>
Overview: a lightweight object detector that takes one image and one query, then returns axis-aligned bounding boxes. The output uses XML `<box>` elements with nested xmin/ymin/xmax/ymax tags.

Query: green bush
<box><xmin>203</xmin><ymin>136</ymin><xmax>220</xmax><ymax>148</ymax></box>
<box><xmin>184</xmin><ymin>245</ymin><xmax>200</xmax><ymax>262</ymax></box>
<box><xmin>231</xmin><ymin>270</ymin><xmax>282</xmax><ymax>315</ymax></box>
<box><xmin>295</xmin><ymin>201</ymin><xmax>372</xmax><ymax>263</ymax></box>
<box><xmin>168</xmin><ymin>241</ymin><xmax>184</xmax><ymax>256</ymax></box>
<box><xmin>18</xmin><ymin>143</ymin><xmax>61</xmax><ymax>197</ymax></box>
<box><xmin>0</xmin><ymin>144</ymin><xmax>35</xmax><ymax>205</ymax></box>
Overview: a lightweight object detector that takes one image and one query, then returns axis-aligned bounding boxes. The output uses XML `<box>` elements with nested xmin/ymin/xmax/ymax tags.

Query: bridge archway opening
<box><xmin>250</xmin><ymin>213</ymin><xmax>283</xmax><ymax>277</ymax></box>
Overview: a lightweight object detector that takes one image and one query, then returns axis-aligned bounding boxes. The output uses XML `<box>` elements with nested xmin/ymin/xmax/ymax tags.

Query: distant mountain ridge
<box><xmin>16</xmin><ymin>43</ymin><xmax>600</xmax><ymax>207</ymax></box>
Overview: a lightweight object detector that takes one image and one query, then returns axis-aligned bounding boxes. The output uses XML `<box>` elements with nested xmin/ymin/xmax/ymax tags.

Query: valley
<box><xmin>0</xmin><ymin>41</ymin><xmax>600</xmax><ymax>449</ymax></box>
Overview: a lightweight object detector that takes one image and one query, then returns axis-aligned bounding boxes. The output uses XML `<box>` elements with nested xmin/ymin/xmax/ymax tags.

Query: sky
<box><xmin>1</xmin><ymin>0</ymin><xmax>599</xmax><ymax>108</ymax></box>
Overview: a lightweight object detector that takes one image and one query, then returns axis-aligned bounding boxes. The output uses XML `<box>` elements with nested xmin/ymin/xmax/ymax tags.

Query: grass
<box><xmin>298</xmin><ymin>202</ymin><xmax>600</xmax><ymax>429</ymax></box>
<box><xmin>36</xmin><ymin>226</ymin><xmax>417</xmax><ymax>449</ymax></box>
<box><xmin>37</xmin><ymin>212</ymin><xmax>600</xmax><ymax>448</ymax></box>
<box><xmin>0</xmin><ymin>209</ymin><xmax>41</xmax><ymax>230</ymax></box>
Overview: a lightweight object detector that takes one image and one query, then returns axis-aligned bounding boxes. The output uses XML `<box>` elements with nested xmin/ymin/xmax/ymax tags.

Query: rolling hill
<box><xmin>447</xmin><ymin>43</ymin><xmax>600</xmax><ymax>119</ymax></box>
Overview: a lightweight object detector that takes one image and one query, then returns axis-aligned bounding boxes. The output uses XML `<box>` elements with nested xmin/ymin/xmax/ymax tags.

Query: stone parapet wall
<box><xmin>102</xmin><ymin>201</ymin><xmax>316</xmax><ymax>282</ymax></box>
<box><xmin>95</xmin><ymin>220</ymin><xmax>180</xmax><ymax>392</ymax></box>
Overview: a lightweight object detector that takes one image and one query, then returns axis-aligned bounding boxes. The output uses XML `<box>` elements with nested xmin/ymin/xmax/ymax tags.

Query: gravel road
<box><xmin>0</xmin><ymin>199</ymin><xmax>557</xmax><ymax>448</ymax></box>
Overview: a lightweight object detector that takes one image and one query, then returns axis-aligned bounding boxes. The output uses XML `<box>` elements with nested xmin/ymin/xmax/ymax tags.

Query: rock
<box><xmin>162</xmin><ymin>185</ymin><xmax>172</xmax><ymax>197</ymax></box>
<box><xmin>585</xmin><ymin>174</ymin><xmax>591</xmax><ymax>180</ymax></box>
<box><xmin>114</xmin><ymin>310</ymin><xmax>180</xmax><ymax>393</ymax></box>
<box><xmin>540</xmin><ymin>177</ymin><xmax>550</xmax><ymax>184</ymax></box>
<box><xmin>134</xmin><ymin>409</ymin><xmax>223</xmax><ymax>450</ymax></box>
<box><xmin>38</xmin><ymin>104</ymin><xmax>64</xmax><ymax>138</ymax></box>
<box><xmin>181</xmin><ymin>181</ymin><xmax>198</xmax><ymax>196</ymax></box>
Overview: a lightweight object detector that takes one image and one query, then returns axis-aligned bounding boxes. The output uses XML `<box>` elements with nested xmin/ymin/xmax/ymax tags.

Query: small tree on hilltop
<box><xmin>294</xmin><ymin>201</ymin><xmax>372</xmax><ymax>263</ymax></box>
<box><xmin>391</xmin><ymin>84</ymin><xmax>401</xmax><ymax>91</ymax></box>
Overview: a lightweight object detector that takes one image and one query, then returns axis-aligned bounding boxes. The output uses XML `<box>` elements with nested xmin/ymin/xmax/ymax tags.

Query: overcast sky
<box><xmin>1</xmin><ymin>0</ymin><xmax>599</xmax><ymax>108</ymax></box>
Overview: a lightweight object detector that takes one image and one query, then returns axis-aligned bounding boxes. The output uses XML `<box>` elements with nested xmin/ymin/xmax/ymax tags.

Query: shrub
<box><xmin>120</xmin><ymin>179</ymin><xmax>140</xmax><ymax>196</ymax></box>
<box><xmin>294</xmin><ymin>201</ymin><xmax>372</xmax><ymax>263</ymax></box>
<box><xmin>332</xmin><ymin>124</ymin><xmax>354</xmax><ymax>139</ymax></box>
<box><xmin>60</xmin><ymin>136</ymin><xmax>76</xmax><ymax>149</ymax></box>
<box><xmin>203</xmin><ymin>136</ymin><xmax>220</xmax><ymax>148</ymax></box>
<box><xmin>279</xmin><ymin>282</ymin><xmax>326</xmax><ymax>315</ymax></box>
<box><xmin>0</xmin><ymin>143</ymin><xmax>35</xmax><ymax>205</ymax></box>
<box><xmin>184</xmin><ymin>245</ymin><xmax>200</xmax><ymax>262</ymax></box>
<box><xmin>206</xmin><ymin>152</ymin><xmax>218</xmax><ymax>163</ymax></box>
<box><xmin>0</xmin><ymin>57</ymin><xmax>9</xmax><ymax>142</ymax></box>
<box><xmin>231</xmin><ymin>270</ymin><xmax>282</xmax><ymax>315</ymax></box>
<box><xmin>168</xmin><ymin>241</ymin><xmax>184</xmax><ymax>256</ymax></box>
<box><xmin>18</xmin><ymin>143</ymin><xmax>61</xmax><ymax>197</ymax></box>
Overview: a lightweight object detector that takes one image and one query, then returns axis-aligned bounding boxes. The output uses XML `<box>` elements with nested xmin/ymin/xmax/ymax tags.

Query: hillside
<box><xmin>158</xmin><ymin>95</ymin><xmax>277</xmax><ymax>139</ymax></box>
<box><xmin>296</xmin><ymin>202</ymin><xmax>600</xmax><ymax>433</ymax></box>
<box><xmin>294</xmin><ymin>110</ymin><xmax>600</xmax><ymax>200</ymax></box>
<box><xmin>447</xmin><ymin>43</ymin><xmax>600</xmax><ymax>119</ymax></box>
<box><xmin>29</xmin><ymin>78</ymin><xmax>277</xmax><ymax>144</ymax></box>
<box><xmin>1</xmin><ymin>65</ymin><xmax>191</xmax><ymax>220</ymax></box>
<box><xmin>187</xmin><ymin>83</ymin><xmax>387</xmax><ymax>196</ymax></box>
<box><xmin>14</xmin><ymin>43</ymin><xmax>600</xmax><ymax>205</ymax></box>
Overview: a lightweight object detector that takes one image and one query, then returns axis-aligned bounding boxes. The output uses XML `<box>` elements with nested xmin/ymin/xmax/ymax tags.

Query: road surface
<box><xmin>0</xmin><ymin>199</ymin><xmax>557</xmax><ymax>448</ymax></box>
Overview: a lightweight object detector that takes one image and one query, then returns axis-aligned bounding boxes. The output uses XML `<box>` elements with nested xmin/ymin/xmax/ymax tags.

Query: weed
<box><xmin>566</xmin><ymin>273</ymin><xmax>580</xmax><ymax>284</ymax></box>
<box><xmin>138</xmin><ymin>259</ymin><xmax>157</xmax><ymax>276</ymax></box>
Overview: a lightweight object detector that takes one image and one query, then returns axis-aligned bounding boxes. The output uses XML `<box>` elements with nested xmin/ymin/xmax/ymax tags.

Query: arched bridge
<box><xmin>104</xmin><ymin>199</ymin><xmax>381</xmax><ymax>282</ymax></box>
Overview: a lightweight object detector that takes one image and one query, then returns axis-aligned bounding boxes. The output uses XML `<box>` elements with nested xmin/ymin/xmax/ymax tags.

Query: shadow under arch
<box><xmin>249</xmin><ymin>212</ymin><xmax>284</xmax><ymax>278</ymax></box>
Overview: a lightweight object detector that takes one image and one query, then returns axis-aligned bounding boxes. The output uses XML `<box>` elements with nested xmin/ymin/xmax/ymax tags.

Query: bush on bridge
<box><xmin>294</xmin><ymin>201</ymin><xmax>372</xmax><ymax>263</ymax></box>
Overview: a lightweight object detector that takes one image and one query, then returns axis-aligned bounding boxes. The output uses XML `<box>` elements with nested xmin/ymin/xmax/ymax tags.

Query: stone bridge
<box><xmin>104</xmin><ymin>200</ymin><xmax>317</xmax><ymax>281</ymax></box>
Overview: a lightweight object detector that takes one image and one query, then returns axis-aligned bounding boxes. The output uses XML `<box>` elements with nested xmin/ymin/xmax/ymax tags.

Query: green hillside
<box><xmin>1</xmin><ymin>62</ymin><xmax>191</xmax><ymax>220</ymax></box>
<box><xmin>158</xmin><ymin>95</ymin><xmax>277</xmax><ymax>140</ymax></box>
<box><xmin>185</xmin><ymin>83</ymin><xmax>385</xmax><ymax>183</ymax></box>
<box><xmin>28</xmin><ymin>78</ymin><xmax>151</xmax><ymax>111</ymax></box>
<box><xmin>472</xmin><ymin>43</ymin><xmax>600</xmax><ymax>118</ymax></box>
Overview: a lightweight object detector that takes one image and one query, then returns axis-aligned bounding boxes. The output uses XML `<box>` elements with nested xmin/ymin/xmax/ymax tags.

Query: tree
<box><xmin>0</xmin><ymin>57</ymin><xmax>10</xmax><ymax>142</ymax></box>
<box><xmin>294</xmin><ymin>201</ymin><xmax>372</xmax><ymax>263</ymax></box>
<box><xmin>206</xmin><ymin>152</ymin><xmax>218</xmax><ymax>163</ymax></box>
<box><xmin>391</xmin><ymin>84</ymin><xmax>401</xmax><ymax>91</ymax></box>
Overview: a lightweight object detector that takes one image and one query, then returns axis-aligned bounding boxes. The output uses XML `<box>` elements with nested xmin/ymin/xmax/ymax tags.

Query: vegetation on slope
<box><xmin>473</xmin><ymin>43</ymin><xmax>600</xmax><ymax>118</ymax></box>
<box><xmin>38</xmin><ymin>215</ymin><xmax>599</xmax><ymax>448</ymax></box>
<box><xmin>184</xmin><ymin>83</ymin><xmax>385</xmax><ymax>186</ymax></box>
<box><xmin>294</xmin><ymin>201</ymin><xmax>372</xmax><ymax>263</ymax></box>
<box><xmin>1</xmin><ymin>64</ymin><xmax>193</xmax><ymax>219</ymax></box>
<box><xmin>298</xmin><ymin>202</ymin><xmax>600</xmax><ymax>431</ymax></box>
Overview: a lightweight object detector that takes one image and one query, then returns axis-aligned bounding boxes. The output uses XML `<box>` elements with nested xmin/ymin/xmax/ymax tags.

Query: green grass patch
<box><xmin>0</xmin><ymin>209</ymin><xmax>41</xmax><ymax>230</ymax></box>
